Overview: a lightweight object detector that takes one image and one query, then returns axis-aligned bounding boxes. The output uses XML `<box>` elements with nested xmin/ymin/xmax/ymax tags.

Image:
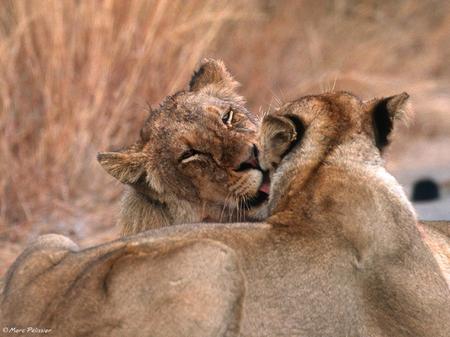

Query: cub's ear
<box><xmin>97</xmin><ymin>150</ymin><xmax>146</xmax><ymax>185</ymax></box>
<box><xmin>260</xmin><ymin>114</ymin><xmax>298</xmax><ymax>171</ymax></box>
<box><xmin>367</xmin><ymin>92</ymin><xmax>411</xmax><ymax>151</ymax></box>
<box><xmin>189</xmin><ymin>58</ymin><xmax>239</xmax><ymax>92</ymax></box>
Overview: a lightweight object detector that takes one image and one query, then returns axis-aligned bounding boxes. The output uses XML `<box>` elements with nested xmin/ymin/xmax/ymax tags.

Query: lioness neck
<box><xmin>268</xmin><ymin>156</ymin><xmax>421</xmax><ymax>272</ymax></box>
<box><xmin>269</xmin><ymin>148</ymin><xmax>416</xmax><ymax>232</ymax></box>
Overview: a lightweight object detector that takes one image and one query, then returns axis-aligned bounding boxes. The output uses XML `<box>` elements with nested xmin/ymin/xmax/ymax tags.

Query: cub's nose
<box><xmin>234</xmin><ymin>145</ymin><xmax>260</xmax><ymax>172</ymax></box>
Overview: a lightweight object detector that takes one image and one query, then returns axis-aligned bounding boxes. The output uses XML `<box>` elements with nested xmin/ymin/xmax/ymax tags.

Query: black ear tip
<box><xmin>189</xmin><ymin>69</ymin><xmax>202</xmax><ymax>88</ymax></box>
<box><xmin>388</xmin><ymin>92</ymin><xmax>410</xmax><ymax>107</ymax></box>
<box><xmin>188</xmin><ymin>60</ymin><xmax>210</xmax><ymax>91</ymax></box>
<box><xmin>97</xmin><ymin>152</ymin><xmax>113</xmax><ymax>163</ymax></box>
<box><xmin>193</xmin><ymin>58</ymin><xmax>221</xmax><ymax>76</ymax></box>
<box><xmin>188</xmin><ymin>58</ymin><xmax>235</xmax><ymax>92</ymax></box>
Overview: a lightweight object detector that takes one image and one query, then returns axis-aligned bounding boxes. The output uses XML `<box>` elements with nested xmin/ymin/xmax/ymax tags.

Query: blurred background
<box><xmin>1</xmin><ymin>0</ymin><xmax>449</xmax><ymax>273</ymax></box>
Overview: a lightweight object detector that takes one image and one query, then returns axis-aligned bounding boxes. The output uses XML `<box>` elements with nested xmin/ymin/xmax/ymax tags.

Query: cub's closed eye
<box><xmin>179</xmin><ymin>149</ymin><xmax>201</xmax><ymax>164</ymax></box>
<box><xmin>222</xmin><ymin>108</ymin><xmax>234</xmax><ymax>126</ymax></box>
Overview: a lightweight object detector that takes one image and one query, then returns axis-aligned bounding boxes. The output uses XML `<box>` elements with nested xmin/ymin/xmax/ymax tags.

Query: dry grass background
<box><xmin>1</xmin><ymin>0</ymin><xmax>449</xmax><ymax>273</ymax></box>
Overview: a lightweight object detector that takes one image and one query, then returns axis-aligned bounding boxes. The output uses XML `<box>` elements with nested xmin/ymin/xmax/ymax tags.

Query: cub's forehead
<box><xmin>140</xmin><ymin>89</ymin><xmax>254</xmax><ymax>141</ymax></box>
<box><xmin>157</xmin><ymin>92</ymin><xmax>236</xmax><ymax>119</ymax></box>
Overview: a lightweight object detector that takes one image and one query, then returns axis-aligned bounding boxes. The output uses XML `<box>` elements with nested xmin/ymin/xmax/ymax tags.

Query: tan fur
<box><xmin>418</xmin><ymin>220</ymin><xmax>450</xmax><ymax>285</ymax></box>
<box><xmin>0</xmin><ymin>234</ymin><xmax>244</xmax><ymax>337</ymax></box>
<box><xmin>98</xmin><ymin>59</ymin><xmax>266</xmax><ymax>236</ymax></box>
<box><xmin>2</xmin><ymin>92</ymin><xmax>449</xmax><ymax>337</ymax></box>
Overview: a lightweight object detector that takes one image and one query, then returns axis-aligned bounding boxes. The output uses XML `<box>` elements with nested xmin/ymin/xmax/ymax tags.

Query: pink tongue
<box><xmin>259</xmin><ymin>182</ymin><xmax>270</xmax><ymax>194</ymax></box>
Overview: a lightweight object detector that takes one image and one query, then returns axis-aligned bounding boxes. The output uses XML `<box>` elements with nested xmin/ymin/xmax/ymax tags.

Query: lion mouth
<box><xmin>245</xmin><ymin>171</ymin><xmax>270</xmax><ymax>208</ymax></box>
<box><xmin>259</xmin><ymin>171</ymin><xmax>270</xmax><ymax>194</ymax></box>
<box><xmin>234</xmin><ymin>148</ymin><xmax>270</xmax><ymax>208</ymax></box>
<box><xmin>245</xmin><ymin>190</ymin><xmax>269</xmax><ymax>208</ymax></box>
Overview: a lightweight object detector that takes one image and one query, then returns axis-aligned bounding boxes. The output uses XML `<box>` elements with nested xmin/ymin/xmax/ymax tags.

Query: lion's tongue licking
<box><xmin>259</xmin><ymin>180</ymin><xmax>270</xmax><ymax>194</ymax></box>
<box><xmin>259</xmin><ymin>182</ymin><xmax>270</xmax><ymax>194</ymax></box>
<box><xmin>259</xmin><ymin>172</ymin><xmax>271</xmax><ymax>194</ymax></box>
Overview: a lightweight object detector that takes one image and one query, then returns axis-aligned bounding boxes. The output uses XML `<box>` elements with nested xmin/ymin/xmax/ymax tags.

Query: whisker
<box><xmin>236</xmin><ymin>198</ymin><xmax>240</xmax><ymax>222</ymax></box>
<box><xmin>239</xmin><ymin>197</ymin><xmax>244</xmax><ymax>222</ymax></box>
<box><xmin>239</xmin><ymin>195</ymin><xmax>247</xmax><ymax>222</ymax></box>
<box><xmin>220</xmin><ymin>192</ymin><xmax>232</xmax><ymax>222</ymax></box>
<box><xmin>235</xmin><ymin>197</ymin><xmax>239</xmax><ymax>222</ymax></box>
<box><xmin>331</xmin><ymin>75</ymin><xmax>338</xmax><ymax>92</ymax></box>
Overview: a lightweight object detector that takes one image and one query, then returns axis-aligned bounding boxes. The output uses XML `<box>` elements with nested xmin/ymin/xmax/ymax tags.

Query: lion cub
<box><xmin>98</xmin><ymin>59</ymin><xmax>268</xmax><ymax>235</ymax></box>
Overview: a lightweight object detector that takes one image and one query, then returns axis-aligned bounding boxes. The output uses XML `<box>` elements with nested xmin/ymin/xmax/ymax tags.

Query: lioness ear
<box><xmin>264</xmin><ymin>115</ymin><xmax>297</xmax><ymax>149</ymax></box>
<box><xmin>368</xmin><ymin>92</ymin><xmax>411</xmax><ymax>150</ymax></box>
<box><xmin>260</xmin><ymin>115</ymin><xmax>298</xmax><ymax>170</ymax></box>
<box><xmin>97</xmin><ymin>150</ymin><xmax>146</xmax><ymax>185</ymax></box>
<box><xmin>189</xmin><ymin>58</ymin><xmax>239</xmax><ymax>92</ymax></box>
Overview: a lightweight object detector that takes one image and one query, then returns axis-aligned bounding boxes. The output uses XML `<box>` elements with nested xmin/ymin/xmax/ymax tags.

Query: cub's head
<box><xmin>259</xmin><ymin>91</ymin><xmax>411</xmax><ymax>210</ymax></box>
<box><xmin>98</xmin><ymin>59</ymin><xmax>268</xmax><ymax>220</ymax></box>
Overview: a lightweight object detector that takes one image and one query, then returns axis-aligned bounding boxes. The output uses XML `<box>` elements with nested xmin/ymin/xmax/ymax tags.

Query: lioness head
<box><xmin>259</xmin><ymin>91</ymin><xmax>411</xmax><ymax>212</ymax></box>
<box><xmin>98</xmin><ymin>59</ymin><xmax>268</xmax><ymax>224</ymax></box>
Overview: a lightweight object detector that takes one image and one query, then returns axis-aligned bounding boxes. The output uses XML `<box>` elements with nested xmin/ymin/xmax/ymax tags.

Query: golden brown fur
<box><xmin>2</xmin><ymin>92</ymin><xmax>449</xmax><ymax>337</ymax></box>
<box><xmin>418</xmin><ymin>220</ymin><xmax>450</xmax><ymax>284</ymax></box>
<box><xmin>0</xmin><ymin>234</ymin><xmax>245</xmax><ymax>337</ymax></box>
<box><xmin>98</xmin><ymin>59</ymin><xmax>266</xmax><ymax>236</ymax></box>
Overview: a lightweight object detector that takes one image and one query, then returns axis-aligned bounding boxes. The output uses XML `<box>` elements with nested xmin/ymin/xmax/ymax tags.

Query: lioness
<box><xmin>98</xmin><ymin>59</ymin><xmax>268</xmax><ymax>235</ymax></box>
<box><xmin>3</xmin><ymin>92</ymin><xmax>449</xmax><ymax>337</ymax></box>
